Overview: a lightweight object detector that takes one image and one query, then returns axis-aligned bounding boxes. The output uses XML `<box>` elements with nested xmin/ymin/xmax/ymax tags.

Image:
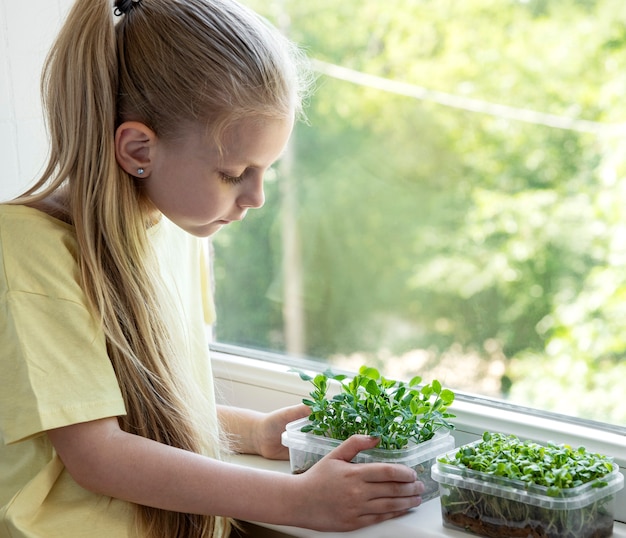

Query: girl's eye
<box><xmin>220</xmin><ymin>171</ymin><xmax>245</xmax><ymax>185</ymax></box>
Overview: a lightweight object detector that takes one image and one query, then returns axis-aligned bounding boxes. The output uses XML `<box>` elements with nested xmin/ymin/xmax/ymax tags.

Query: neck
<box><xmin>26</xmin><ymin>188</ymin><xmax>72</xmax><ymax>225</ymax></box>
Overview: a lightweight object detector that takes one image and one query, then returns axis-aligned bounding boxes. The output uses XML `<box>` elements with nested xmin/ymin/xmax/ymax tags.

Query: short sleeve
<box><xmin>0</xmin><ymin>206</ymin><xmax>126</xmax><ymax>445</ymax></box>
<box><xmin>0</xmin><ymin>291</ymin><xmax>126</xmax><ymax>444</ymax></box>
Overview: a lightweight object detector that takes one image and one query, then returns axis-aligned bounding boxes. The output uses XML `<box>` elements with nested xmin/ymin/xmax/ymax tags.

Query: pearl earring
<box><xmin>137</xmin><ymin>168</ymin><xmax>145</xmax><ymax>176</ymax></box>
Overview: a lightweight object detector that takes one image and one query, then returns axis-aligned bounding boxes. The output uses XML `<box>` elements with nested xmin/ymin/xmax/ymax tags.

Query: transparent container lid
<box><xmin>432</xmin><ymin>441</ymin><xmax>625</xmax><ymax>510</ymax></box>
<box><xmin>282</xmin><ymin>417</ymin><xmax>454</xmax><ymax>465</ymax></box>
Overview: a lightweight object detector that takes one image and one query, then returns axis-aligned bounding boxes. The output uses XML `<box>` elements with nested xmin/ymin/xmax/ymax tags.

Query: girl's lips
<box><xmin>218</xmin><ymin>214</ymin><xmax>246</xmax><ymax>225</ymax></box>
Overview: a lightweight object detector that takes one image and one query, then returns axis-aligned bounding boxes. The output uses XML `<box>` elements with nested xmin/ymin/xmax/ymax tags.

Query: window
<box><xmin>213</xmin><ymin>0</ymin><xmax>626</xmax><ymax>431</ymax></box>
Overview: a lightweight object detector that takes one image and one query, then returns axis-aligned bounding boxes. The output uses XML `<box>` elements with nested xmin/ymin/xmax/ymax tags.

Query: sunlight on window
<box><xmin>213</xmin><ymin>0</ymin><xmax>626</xmax><ymax>429</ymax></box>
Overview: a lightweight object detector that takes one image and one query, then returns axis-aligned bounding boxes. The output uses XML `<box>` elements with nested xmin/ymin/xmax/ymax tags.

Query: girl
<box><xmin>0</xmin><ymin>0</ymin><xmax>424</xmax><ymax>536</ymax></box>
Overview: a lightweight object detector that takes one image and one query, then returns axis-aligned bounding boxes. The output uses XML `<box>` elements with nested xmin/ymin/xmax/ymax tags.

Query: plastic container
<box><xmin>431</xmin><ymin>441</ymin><xmax>624</xmax><ymax>538</ymax></box>
<box><xmin>281</xmin><ymin>417</ymin><xmax>455</xmax><ymax>501</ymax></box>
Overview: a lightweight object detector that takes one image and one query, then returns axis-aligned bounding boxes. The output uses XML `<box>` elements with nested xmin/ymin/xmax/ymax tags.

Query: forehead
<box><xmin>218</xmin><ymin>116</ymin><xmax>294</xmax><ymax>168</ymax></box>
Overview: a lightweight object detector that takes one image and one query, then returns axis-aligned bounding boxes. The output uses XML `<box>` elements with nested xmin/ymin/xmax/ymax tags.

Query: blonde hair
<box><xmin>11</xmin><ymin>0</ymin><xmax>310</xmax><ymax>536</ymax></box>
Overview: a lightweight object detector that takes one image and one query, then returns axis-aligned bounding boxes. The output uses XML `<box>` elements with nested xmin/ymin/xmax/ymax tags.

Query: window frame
<box><xmin>210</xmin><ymin>342</ymin><xmax>626</xmax><ymax>524</ymax></box>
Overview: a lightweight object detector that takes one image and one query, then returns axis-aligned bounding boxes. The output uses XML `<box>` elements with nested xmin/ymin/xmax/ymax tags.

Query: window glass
<box><xmin>212</xmin><ymin>0</ymin><xmax>626</xmax><ymax>429</ymax></box>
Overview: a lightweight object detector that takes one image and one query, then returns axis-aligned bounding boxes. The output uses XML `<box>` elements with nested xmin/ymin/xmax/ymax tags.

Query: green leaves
<box><xmin>441</xmin><ymin>432</ymin><xmax>616</xmax><ymax>496</ymax></box>
<box><xmin>438</xmin><ymin>431</ymin><xmax>619</xmax><ymax>536</ymax></box>
<box><xmin>293</xmin><ymin>365</ymin><xmax>455</xmax><ymax>449</ymax></box>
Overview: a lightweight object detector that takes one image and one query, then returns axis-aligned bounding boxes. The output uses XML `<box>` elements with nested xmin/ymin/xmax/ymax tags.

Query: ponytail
<box><xmin>12</xmin><ymin>0</ymin><xmax>311</xmax><ymax>536</ymax></box>
<box><xmin>13</xmin><ymin>1</ymin><xmax>228</xmax><ymax>536</ymax></box>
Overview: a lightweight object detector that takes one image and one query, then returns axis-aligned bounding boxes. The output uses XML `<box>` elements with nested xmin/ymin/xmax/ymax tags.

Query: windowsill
<box><xmin>227</xmin><ymin>453</ymin><xmax>626</xmax><ymax>538</ymax></box>
<box><xmin>211</xmin><ymin>348</ymin><xmax>626</xmax><ymax>530</ymax></box>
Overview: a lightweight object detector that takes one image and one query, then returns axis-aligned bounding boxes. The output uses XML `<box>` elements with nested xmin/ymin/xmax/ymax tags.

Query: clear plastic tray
<box><xmin>431</xmin><ymin>440</ymin><xmax>624</xmax><ymax>537</ymax></box>
<box><xmin>282</xmin><ymin>417</ymin><xmax>454</xmax><ymax>500</ymax></box>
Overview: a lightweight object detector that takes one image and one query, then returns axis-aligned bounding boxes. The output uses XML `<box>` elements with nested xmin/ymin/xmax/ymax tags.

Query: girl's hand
<box><xmin>292</xmin><ymin>435</ymin><xmax>425</xmax><ymax>531</ymax></box>
<box><xmin>255</xmin><ymin>403</ymin><xmax>310</xmax><ymax>459</ymax></box>
<box><xmin>217</xmin><ymin>403</ymin><xmax>309</xmax><ymax>459</ymax></box>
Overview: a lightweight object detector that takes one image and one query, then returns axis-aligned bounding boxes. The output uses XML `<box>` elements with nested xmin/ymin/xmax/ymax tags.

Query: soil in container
<box><xmin>442</xmin><ymin>510</ymin><xmax>613</xmax><ymax>538</ymax></box>
<box><xmin>440</xmin><ymin>486</ymin><xmax>615</xmax><ymax>538</ymax></box>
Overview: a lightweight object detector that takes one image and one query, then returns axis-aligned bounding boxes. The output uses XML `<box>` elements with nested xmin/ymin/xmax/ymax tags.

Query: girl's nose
<box><xmin>238</xmin><ymin>175</ymin><xmax>265</xmax><ymax>209</ymax></box>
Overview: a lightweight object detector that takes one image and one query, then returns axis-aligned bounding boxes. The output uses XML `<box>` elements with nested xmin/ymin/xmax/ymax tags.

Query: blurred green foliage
<box><xmin>212</xmin><ymin>0</ymin><xmax>626</xmax><ymax>425</ymax></box>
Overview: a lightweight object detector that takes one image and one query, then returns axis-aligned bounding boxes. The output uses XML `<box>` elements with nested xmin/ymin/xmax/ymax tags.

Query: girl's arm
<box><xmin>216</xmin><ymin>403</ymin><xmax>309</xmax><ymax>459</ymax></box>
<box><xmin>47</xmin><ymin>417</ymin><xmax>424</xmax><ymax>532</ymax></box>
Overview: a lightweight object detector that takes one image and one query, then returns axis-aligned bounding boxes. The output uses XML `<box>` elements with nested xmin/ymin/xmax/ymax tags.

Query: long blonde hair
<box><xmin>11</xmin><ymin>0</ymin><xmax>309</xmax><ymax>536</ymax></box>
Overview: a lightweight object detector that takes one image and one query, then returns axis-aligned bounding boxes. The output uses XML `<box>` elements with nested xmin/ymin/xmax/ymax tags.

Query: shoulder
<box><xmin>0</xmin><ymin>204</ymin><xmax>81</xmax><ymax>298</ymax></box>
<box><xmin>0</xmin><ymin>203</ymin><xmax>75</xmax><ymax>242</ymax></box>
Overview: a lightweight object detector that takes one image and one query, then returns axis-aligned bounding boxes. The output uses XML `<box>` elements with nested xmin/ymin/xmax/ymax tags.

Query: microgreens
<box><xmin>441</xmin><ymin>431</ymin><xmax>615</xmax><ymax>496</ymax></box>
<box><xmin>293</xmin><ymin>365</ymin><xmax>455</xmax><ymax>450</ymax></box>
<box><xmin>437</xmin><ymin>432</ymin><xmax>620</xmax><ymax>537</ymax></box>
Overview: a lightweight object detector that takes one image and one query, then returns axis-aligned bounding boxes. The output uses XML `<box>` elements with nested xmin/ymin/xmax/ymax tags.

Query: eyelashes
<box><xmin>219</xmin><ymin>165</ymin><xmax>274</xmax><ymax>185</ymax></box>
<box><xmin>219</xmin><ymin>171</ymin><xmax>245</xmax><ymax>185</ymax></box>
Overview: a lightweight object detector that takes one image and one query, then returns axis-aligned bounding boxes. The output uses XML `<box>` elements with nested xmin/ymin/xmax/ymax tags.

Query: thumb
<box><xmin>326</xmin><ymin>434</ymin><xmax>380</xmax><ymax>463</ymax></box>
<box><xmin>285</xmin><ymin>403</ymin><xmax>311</xmax><ymax>422</ymax></box>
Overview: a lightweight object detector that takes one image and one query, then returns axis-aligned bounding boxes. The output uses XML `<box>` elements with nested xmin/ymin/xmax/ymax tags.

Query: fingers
<box><xmin>256</xmin><ymin>404</ymin><xmax>311</xmax><ymax>460</ymax></box>
<box><xmin>312</xmin><ymin>477</ymin><xmax>423</xmax><ymax>532</ymax></box>
<box><xmin>357</xmin><ymin>461</ymin><xmax>423</xmax><ymax>485</ymax></box>
<box><xmin>353</xmin><ymin>508</ymin><xmax>417</xmax><ymax>530</ymax></box>
<box><xmin>299</xmin><ymin>459</ymin><xmax>425</xmax><ymax>532</ymax></box>
<box><xmin>326</xmin><ymin>436</ymin><xmax>422</xmax><ymax>485</ymax></box>
<box><xmin>365</xmin><ymin>475</ymin><xmax>425</xmax><ymax>498</ymax></box>
<box><xmin>364</xmin><ymin>481</ymin><xmax>424</xmax><ymax>508</ymax></box>
<box><xmin>325</xmin><ymin>434</ymin><xmax>382</xmax><ymax>463</ymax></box>
<box><xmin>284</xmin><ymin>403</ymin><xmax>311</xmax><ymax>422</ymax></box>
<box><xmin>302</xmin><ymin>435</ymin><xmax>426</xmax><ymax>532</ymax></box>
<box><xmin>356</xmin><ymin>473</ymin><xmax>424</xmax><ymax>515</ymax></box>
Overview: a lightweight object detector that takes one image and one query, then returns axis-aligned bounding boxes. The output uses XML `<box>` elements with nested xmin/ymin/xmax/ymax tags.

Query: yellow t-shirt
<box><xmin>0</xmin><ymin>205</ymin><xmax>217</xmax><ymax>538</ymax></box>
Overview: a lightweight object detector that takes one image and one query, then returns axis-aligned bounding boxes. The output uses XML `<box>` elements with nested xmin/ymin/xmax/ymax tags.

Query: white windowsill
<box><xmin>226</xmin><ymin>453</ymin><xmax>626</xmax><ymax>538</ymax></box>
<box><xmin>211</xmin><ymin>349</ymin><xmax>626</xmax><ymax>534</ymax></box>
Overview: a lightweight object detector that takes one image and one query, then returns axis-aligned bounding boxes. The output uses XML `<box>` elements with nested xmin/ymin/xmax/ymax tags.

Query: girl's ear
<box><xmin>115</xmin><ymin>121</ymin><xmax>157</xmax><ymax>177</ymax></box>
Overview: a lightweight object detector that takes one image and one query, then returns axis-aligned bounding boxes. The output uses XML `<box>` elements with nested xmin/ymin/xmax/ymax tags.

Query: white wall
<box><xmin>0</xmin><ymin>0</ymin><xmax>73</xmax><ymax>200</ymax></box>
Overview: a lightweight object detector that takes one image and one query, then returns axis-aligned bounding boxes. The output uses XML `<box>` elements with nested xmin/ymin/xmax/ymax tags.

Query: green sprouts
<box><xmin>437</xmin><ymin>432</ymin><xmax>619</xmax><ymax>537</ymax></box>
<box><xmin>294</xmin><ymin>365</ymin><xmax>455</xmax><ymax>449</ymax></box>
<box><xmin>442</xmin><ymin>431</ymin><xmax>615</xmax><ymax>496</ymax></box>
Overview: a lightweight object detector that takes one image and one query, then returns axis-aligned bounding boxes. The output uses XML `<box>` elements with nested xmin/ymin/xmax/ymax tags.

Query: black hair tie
<box><xmin>114</xmin><ymin>0</ymin><xmax>142</xmax><ymax>17</ymax></box>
